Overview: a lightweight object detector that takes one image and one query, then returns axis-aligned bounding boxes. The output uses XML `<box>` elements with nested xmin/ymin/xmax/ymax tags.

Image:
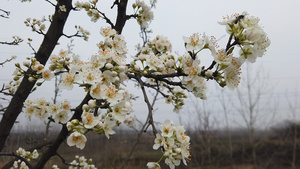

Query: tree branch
<box><xmin>34</xmin><ymin>93</ymin><xmax>92</xmax><ymax>169</ymax></box>
<box><xmin>0</xmin><ymin>152</ymin><xmax>33</xmax><ymax>169</ymax></box>
<box><xmin>111</xmin><ymin>0</ymin><xmax>119</xmax><ymax>9</ymax></box>
<box><xmin>45</xmin><ymin>0</ymin><xmax>56</xmax><ymax>6</ymax></box>
<box><xmin>2</xmin><ymin>141</ymin><xmax>53</xmax><ymax>169</ymax></box>
<box><xmin>119</xmin><ymin>74</ymin><xmax>161</xmax><ymax>169</ymax></box>
<box><xmin>135</xmin><ymin>73</ymin><xmax>157</xmax><ymax>135</ymax></box>
<box><xmin>95</xmin><ymin>8</ymin><xmax>115</xmax><ymax>28</ymax></box>
<box><xmin>0</xmin><ymin>37</ymin><xmax>23</xmax><ymax>46</ymax></box>
<box><xmin>125</xmin><ymin>14</ymin><xmax>139</xmax><ymax>20</ymax></box>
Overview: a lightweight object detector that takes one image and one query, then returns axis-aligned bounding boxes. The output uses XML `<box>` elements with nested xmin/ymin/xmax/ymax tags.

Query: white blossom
<box><xmin>67</xmin><ymin>131</ymin><xmax>87</xmax><ymax>149</ymax></box>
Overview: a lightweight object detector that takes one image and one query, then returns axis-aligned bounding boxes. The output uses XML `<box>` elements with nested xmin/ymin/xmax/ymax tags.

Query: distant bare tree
<box><xmin>234</xmin><ymin>64</ymin><xmax>277</xmax><ymax>168</ymax></box>
<box><xmin>286</xmin><ymin>87</ymin><xmax>299</xmax><ymax>169</ymax></box>
<box><xmin>186</xmin><ymin>97</ymin><xmax>217</xmax><ymax>167</ymax></box>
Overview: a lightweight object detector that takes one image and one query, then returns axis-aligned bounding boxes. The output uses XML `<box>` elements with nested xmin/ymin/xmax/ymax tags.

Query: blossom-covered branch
<box><xmin>0</xmin><ymin>0</ymin><xmax>271</xmax><ymax>168</ymax></box>
<box><xmin>0</xmin><ymin>36</ymin><xmax>23</xmax><ymax>45</ymax></box>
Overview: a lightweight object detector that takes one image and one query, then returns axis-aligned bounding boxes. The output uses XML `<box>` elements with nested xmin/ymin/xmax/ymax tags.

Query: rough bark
<box><xmin>34</xmin><ymin>93</ymin><xmax>92</xmax><ymax>169</ymax></box>
<box><xmin>33</xmin><ymin>0</ymin><xmax>130</xmax><ymax>168</ymax></box>
<box><xmin>114</xmin><ymin>0</ymin><xmax>128</xmax><ymax>34</ymax></box>
<box><xmin>0</xmin><ymin>0</ymin><xmax>72</xmax><ymax>151</ymax></box>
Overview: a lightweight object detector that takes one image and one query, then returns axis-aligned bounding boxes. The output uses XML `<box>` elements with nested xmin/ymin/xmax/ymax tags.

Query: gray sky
<box><xmin>1</xmin><ymin>0</ymin><xmax>300</xmax><ymax>129</ymax></box>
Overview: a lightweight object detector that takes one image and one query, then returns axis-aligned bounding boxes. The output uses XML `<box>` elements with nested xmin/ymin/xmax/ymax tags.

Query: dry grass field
<box><xmin>1</xmin><ymin>123</ymin><xmax>300</xmax><ymax>169</ymax></box>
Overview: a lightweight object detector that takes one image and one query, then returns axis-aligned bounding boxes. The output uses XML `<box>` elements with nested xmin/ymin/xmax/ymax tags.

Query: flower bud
<box><xmin>59</xmin><ymin>60</ymin><xmax>65</xmax><ymax>64</ymax></box>
<box><xmin>49</xmin><ymin>64</ymin><xmax>56</xmax><ymax>71</ymax></box>
<box><xmin>82</xmin><ymin>104</ymin><xmax>90</xmax><ymax>111</ymax></box>
<box><xmin>175</xmin><ymin>148</ymin><xmax>182</xmax><ymax>154</ymax></box>
<box><xmin>13</xmin><ymin>76</ymin><xmax>20</xmax><ymax>81</ymax></box>
<box><xmin>130</xmin><ymin>61</ymin><xmax>135</xmax><ymax>66</ymax></box>
<box><xmin>105</xmin><ymin>63</ymin><xmax>113</xmax><ymax>69</ymax></box>
<box><xmin>67</xmin><ymin>122</ymin><xmax>73</xmax><ymax>131</ymax></box>
<box><xmin>36</xmin><ymin>82</ymin><xmax>43</xmax><ymax>86</ymax></box>
<box><xmin>166</xmin><ymin>59</ymin><xmax>175</xmax><ymax>68</ymax></box>
<box><xmin>205</xmin><ymin>70</ymin><xmax>213</xmax><ymax>78</ymax></box>
<box><xmin>71</xmin><ymin>119</ymin><xmax>79</xmax><ymax>125</ymax></box>
<box><xmin>114</xmin><ymin>76</ymin><xmax>120</xmax><ymax>82</ymax></box>
<box><xmin>23</xmin><ymin>60</ymin><xmax>31</xmax><ymax>67</ymax></box>
<box><xmin>65</xmin><ymin>56</ymin><xmax>70</xmax><ymax>61</ymax></box>
<box><xmin>28</xmin><ymin>77</ymin><xmax>36</xmax><ymax>82</ymax></box>
<box><xmin>132</xmin><ymin>4</ymin><xmax>137</xmax><ymax>9</ymax></box>
<box><xmin>88</xmin><ymin>99</ymin><xmax>96</xmax><ymax>108</ymax></box>
<box><xmin>111</xmin><ymin>71</ymin><xmax>118</xmax><ymax>77</ymax></box>
<box><xmin>117</xmin><ymin>66</ymin><xmax>126</xmax><ymax>72</ymax></box>
<box><xmin>134</xmin><ymin>65</ymin><xmax>140</xmax><ymax>71</ymax></box>
<box><xmin>15</xmin><ymin>63</ymin><xmax>20</xmax><ymax>68</ymax></box>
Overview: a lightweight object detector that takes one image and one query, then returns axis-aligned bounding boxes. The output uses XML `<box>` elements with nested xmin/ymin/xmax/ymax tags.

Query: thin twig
<box><xmin>119</xmin><ymin>76</ymin><xmax>161</xmax><ymax>169</ymax></box>
<box><xmin>111</xmin><ymin>0</ymin><xmax>119</xmax><ymax>9</ymax></box>
<box><xmin>56</xmin><ymin>152</ymin><xmax>72</xmax><ymax>166</ymax></box>
<box><xmin>45</xmin><ymin>0</ymin><xmax>56</xmax><ymax>6</ymax></box>
<box><xmin>93</xmin><ymin>7</ymin><xmax>115</xmax><ymax>28</ymax></box>
<box><xmin>0</xmin><ymin>40</ymin><xmax>20</xmax><ymax>45</ymax></box>
<box><xmin>135</xmin><ymin>73</ymin><xmax>157</xmax><ymax>134</ymax></box>
<box><xmin>0</xmin><ymin>152</ymin><xmax>33</xmax><ymax>169</ymax></box>
<box><xmin>62</xmin><ymin>32</ymin><xmax>83</xmax><ymax>39</ymax></box>
<box><xmin>125</xmin><ymin>14</ymin><xmax>139</xmax><ymax>20</ymax></box>
<box><xmin>127</xmin><ymin>70</ymin><xmax>187</xmax><ymax>89</ymax></box>
<box><xmin>0</xmin><ymin>9</ymin><xmax>10</xmax><ymax>18</ymax></box>
<box><xmin>28</xmin><ymin>42</ymin><xmax>37</xmax><ymax>55</ymax></box>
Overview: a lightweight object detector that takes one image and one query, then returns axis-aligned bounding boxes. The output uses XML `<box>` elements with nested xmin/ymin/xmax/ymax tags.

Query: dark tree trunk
<box><xmin>0</xmin><ymin>0</ymin><xmax>72</xmax><ymax>151</ymax></box>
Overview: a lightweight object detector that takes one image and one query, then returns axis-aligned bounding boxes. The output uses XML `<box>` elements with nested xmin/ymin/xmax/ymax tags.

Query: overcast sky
<box><xmin>1</xmin><ymin>0</ymin><xmax>300</xmax><ymax>129</ymax></box>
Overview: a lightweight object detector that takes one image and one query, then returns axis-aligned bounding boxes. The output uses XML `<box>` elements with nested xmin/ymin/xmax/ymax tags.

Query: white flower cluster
<box><xmin>75</xmin><ymin>25</ymin><xmax>90</xmax><ymax>41</ymax></box>
<box><xmin>147</xmin><ymin>120</ymin><xmax>190</xmax><ymax>169</ymax></box>
<box><xmin>165</xmin><ymin>86</ymin><xmax>187</xmax><ymax>113</ymax></box>
<box><xmin>132</xmin><ymin>35</ymin><xmax>189</xmax><ymax>111</ymax></box>
<box><xmin>50</xmin><ymin>156</ymin><xmax>96</xmax><ymax>169</ymax></box>
<box><xmin>50</xmin><ymin>27</ymin><xmax>135</xmax><ymax>148</ymax></box>
<box><xmin>75</xmin><ymin>1</ymin><xmax>101</xmax><ymax>22</ymax></box>
<box><xmin>69</xmin><ymin>156</ymin><xmax>96</xmax><ymax>169</ymax></box>
<box><xmin>12</xmin><ymin>11</ymin><xmax>270</xmax><ymax>169</ymax></box>
<box><xmin>54</xmin><ymin>27</ymin><xmax>127</xmax><ymax>91</ymax></box>
<box><xmin>49</xmin><ymin>49</ymin><xmax>71</xmax><ymax>72</ymax></box>
<box><xmin>181</xmin><ymin>12</ymin><xmax>270</xmax><ymax>90</ymax></box>
<box><xmin>20</xmin><ymin>27</ymin><xmax>134</xmax><ymax>149</ymax></box>
<box><xmin>133</xmin><ymin>0</ymin><xmax>154</xmax><ymax>29</ymax></box>
<box><xmin>179</xmin><ymin>53</ymin><xmax>207</xmax><ymax>99</ymax></box>
<box><xmin>23</xmin><ymin>98</ymin><xmax>71</xmax><ymax>123</ymax></box>
<box><xmin>219</xmin><ymin>11</ymin><xmax>271</xmax><ymax>63</ymax></box>
<box><xmin>5</xmin><ymin>78</ymin><xmax>21</xmax><ymax>94</ymax></box>
<box><xmin>10</xmin><ymin>56</ymin><xmax>55</xmax><ymax>89</ymax></box>
<box><xmin>133</xmin><ymin>34</ymin><xmax>210</xmax><ymax>102</ymax></box>
<box><xmin>183</xmin><ymin>33</ymin><xmax>218</xmax><ymax>54</ymax></box>
<box><xmin>66</xmin><ymin>94</ymin><xmax>134</xmax><ymax>149</ymax></box>
<box><xmin>24</xmin><ymin>17</ymin><xmax>47</xmax><ymax>32</ymax></box>
<box><xmin>134</xmin><ymin>35</ymin><xmax>174</xmax><ymax>74</ymax></box>
<box><xmin>12</xmin><ymin>147</ymin><xmax>39</xmax><ymax>169</ymax></box>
